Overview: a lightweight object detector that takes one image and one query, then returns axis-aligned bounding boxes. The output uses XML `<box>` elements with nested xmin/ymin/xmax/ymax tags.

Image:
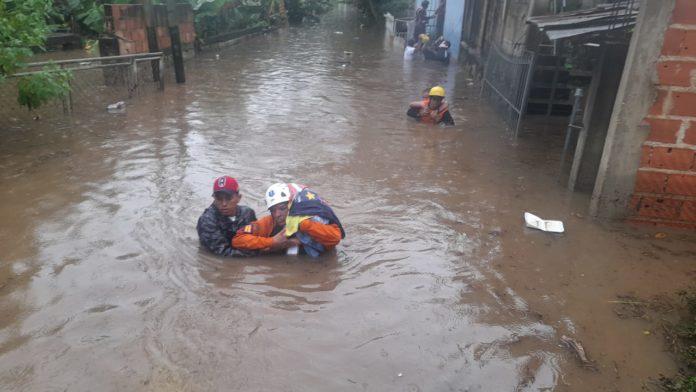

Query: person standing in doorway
<box><xmin>413</xmin><ymin>1</ymin><xmax>434</xmax><ymax>41</ymax></box>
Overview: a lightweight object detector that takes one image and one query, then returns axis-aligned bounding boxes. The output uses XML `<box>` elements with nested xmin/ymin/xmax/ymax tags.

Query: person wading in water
<box><xmin>407</xmin><ymin>86</ymin><xmax>455</xmax><ymax>125</ymax></box>
<box><xmin>233</xmin><ymin>183</ymin><xmax>344</xmax><ymax>257</ymax></box>
<box><xmin>196</xmin><ymin>176</ymin><xmax>257</xmax><ymax>256</ymax></box>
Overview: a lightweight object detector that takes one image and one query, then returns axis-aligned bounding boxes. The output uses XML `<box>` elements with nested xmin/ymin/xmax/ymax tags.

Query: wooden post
<box><xmin>143</xmin><ymin>0</ymin><xmax>161</xmax><ymax>83</ymax></box>
<box><xmin>567</xmin><ymin>46</ymin><xmax>606</xmax><ymax>192</ymax></box>
<box><xmin>61</xmin><ymin>63</ymin><xmax>73</xmax><ymax>113</ymax></box>
<box><xmin>158</xmin><ymin>57</ymin><xmax>165</xmax><ymax>90</ymax></box>
<box><xmin>278</xmin><ymin>0</ymin><xmax>287</xmax><ymax>21</ymax></box>
<box><xmin>165</xmin><ymin>0</ymin><xmax>185</xmax><ymax>83</ymax></box>
<box><xmin>129</xmin><ymin>56</ymin><xmax>138</xmax><ymax>97</ymax></box>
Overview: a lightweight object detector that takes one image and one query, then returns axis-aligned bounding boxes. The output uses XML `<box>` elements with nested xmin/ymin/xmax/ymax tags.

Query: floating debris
<box><xmin>524</xmin><ymin>212</ymin><xmax>564</xmax><ymax>233</ymax></box>
<box><xmin>107</xmin><ymin>101</ymin><xmax>126</xmax><ymax>113</ymax></box>
<box><xmin>561</xmin><ymin>335</ymin><xmax>597</xmax><ymax>370</ymax></box>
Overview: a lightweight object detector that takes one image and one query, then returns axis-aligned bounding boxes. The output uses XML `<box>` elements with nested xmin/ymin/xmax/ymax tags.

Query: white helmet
<box><xmin>265</xmin><ymin>183</ymin><xmax>305</xmax><ymax>209</ymax></box>
<box><xmin>265</xmin><ymin>183</ymin><xmax>291</xmax><ymax>209</ymax></box>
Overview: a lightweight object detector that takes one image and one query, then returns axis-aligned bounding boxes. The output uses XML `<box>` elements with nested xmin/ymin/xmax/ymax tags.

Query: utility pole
<box><xmin>165</xmin><ymin>0</ymin><xmax>185</xmax><ymax>83</ymax></box>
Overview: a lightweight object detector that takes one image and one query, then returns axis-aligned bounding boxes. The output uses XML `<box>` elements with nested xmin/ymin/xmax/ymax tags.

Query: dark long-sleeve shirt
<box><xmin>196</xmin><ymin>204</ymin><xmax>257</xmax><ymax>257</ymax></box>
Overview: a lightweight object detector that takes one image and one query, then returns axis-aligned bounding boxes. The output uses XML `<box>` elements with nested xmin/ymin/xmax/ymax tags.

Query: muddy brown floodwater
<box><xmin>1</xmin><ymin>5</ymin><xmax>695</xmax><ymax>391</ymax></box>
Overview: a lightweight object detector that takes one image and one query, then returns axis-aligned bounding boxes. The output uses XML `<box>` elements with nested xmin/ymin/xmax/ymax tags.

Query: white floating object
<box><xmin>397</xmin><ymin>373</ymin><xmax>403</xmax><ymax>377</ymax></box>
<box><xmin>286</xmin><ymin>245</ymin><xmax>299</xmax><ymax>255</ymax></box>
<box><xmin>524</xmin><ymin>212</ymin><xmax>564</xmax><ymax>233</ymax></box>
<box><xmin>334</xmin><ymin>31</ymin><xmax>343</xmax><ymax>34</ymax></box>
<box><xmin>215</xmin><ymin>54</ymin><xmax>220</xmax><ymax>60</ymax></box>
<box><xmin>106</xmin><ymin>101</ymin><xmax>126</xmax><ymax>112</ymax></box>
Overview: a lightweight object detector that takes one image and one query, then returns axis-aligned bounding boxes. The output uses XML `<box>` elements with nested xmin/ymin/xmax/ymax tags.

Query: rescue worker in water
<box><xmin>232</xmin><ymin>183</ymin><xmax>344</xmax><ymax>256</ymax></box>
<box><xmin>407</xmin><ymin>86</ymin><xmax>455</xmax><ymax>125</ymax></box>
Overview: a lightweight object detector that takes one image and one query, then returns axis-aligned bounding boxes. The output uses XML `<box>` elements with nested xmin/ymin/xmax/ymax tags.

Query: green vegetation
<box><xmin>195</xmin><ymin>0</ymin><xmax>334</xmax><ymax>40</ymax></box>
<box><xmin>17</xmin><ymin>65</ymin><xmax>72</xmax><ymax>110</ymax></box>
<box><xmin>50</xmin><ymin>0</ymin><xmax>334</xmax><ymax>40</ymax></box>
<box><xmin>53</xmin><ymin>0</ymin><xmax>105</xmax><ymax>35</ymax></box>
<box><xmin>2</xmin><ymin>0</ymin><xmax>334</xmax><ymax>109</ymax></box>
<box><xmin>661</xmin><ymin>289</ymin><xmax>696</xmax><ymax>392</ymax></box>
<box><xmin>194</xmin><ymin>0</ymin><xmax>269</xmax><ymax>40</ymax></box>
<box><xmin>1</xmin><ymin>0</ymin><xmax>73</xmax><ymax>110</ymax></box>
<box><xmin>285</xmin><ymin>0</ymin><xmax>332</xmax><ymax>24</ymax></box>
<box><xmin>357</xmin><ymin>0</ymin><xmax>412</xmax><ymax>20</ymax></box>
<box><xmin>0</xmin><ymin>0</ymin><xmax>53</xmax><ymax>78</ymax></box>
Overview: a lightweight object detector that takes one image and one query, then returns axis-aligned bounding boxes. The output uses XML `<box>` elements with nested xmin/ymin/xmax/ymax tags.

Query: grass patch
<box><xmin>659</xmin><ymin>288</ymin><xmax>696</xmax><ymax>392</ymax></box>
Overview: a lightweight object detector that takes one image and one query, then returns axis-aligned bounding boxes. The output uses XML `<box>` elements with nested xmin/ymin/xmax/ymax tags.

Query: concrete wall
<box><xmin>499</xmin><ymin>1</ymin><xmax>533</xmax><ymax>54</ymax></box>
<box><xmin>590</xmin><ymin>0</ymin><xmax>689</xmax><ymax>226</ymax></box>
<box><xmin>442</xmin><ymin>0</ymin><xmax>464</xmax><ymax>58</ymax></box>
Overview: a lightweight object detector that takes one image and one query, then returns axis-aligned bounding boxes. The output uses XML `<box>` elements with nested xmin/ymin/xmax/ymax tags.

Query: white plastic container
<box><xmin>524</xmin><ymin>212</ymin><xmax>565</xmax><ymax>233</ymax></box>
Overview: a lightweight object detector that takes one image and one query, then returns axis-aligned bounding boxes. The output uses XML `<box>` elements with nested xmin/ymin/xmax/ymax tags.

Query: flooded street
<box><xmin>1</xmin><ymin>5</ymin><xmax>695</xmax><ymax>391</ymax></box>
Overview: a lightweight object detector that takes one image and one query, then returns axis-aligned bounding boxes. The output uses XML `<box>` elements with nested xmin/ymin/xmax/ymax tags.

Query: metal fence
<box><xmin>385</xmin><ymin>13</ymin><xmax>413</xmax><ymax>40</ymax></box>
<box><xmin>480</xmin><ymin>44</ymin><xmax>536</xmax><ymax>140</ymax></box>
<box><xmin>394</xmin><ymin>18</ymin><xmax>412</xmax><ymax>39</ymax></box>
<box><xmin>0</xmin><ymin>53</ymin><xmax>164</xmax><ymax>122</ymax></box>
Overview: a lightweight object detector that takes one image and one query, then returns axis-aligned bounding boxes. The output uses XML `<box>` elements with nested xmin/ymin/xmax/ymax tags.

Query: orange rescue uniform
<box><xmin>232</xmin><ymin>215</ymin><xmax>342</xmax><ymax>251</ymax></box>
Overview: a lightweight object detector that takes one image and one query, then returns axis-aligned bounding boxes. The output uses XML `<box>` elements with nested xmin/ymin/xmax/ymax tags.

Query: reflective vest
<box><xmin>419</xmin><ymin>98</ymin><xmax>449</xmax><ymax>124</ymax></box>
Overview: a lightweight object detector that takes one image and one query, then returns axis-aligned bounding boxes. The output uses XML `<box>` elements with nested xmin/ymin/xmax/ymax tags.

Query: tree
<box><xmin>285</xmin><ymin>0</ymin><xmax>332</xmax><ymax>24</ymax></box>
<box><xmin>1</xmin><ymin>0</ymin><xmax>72</xmax><ymax>110</ymax></box>
<box><xmin>52</xmin><ymin>0</ymin><xmax>106</xmax><ymax>35</ymax></box>
<box><xmin>357</xmin><ymin>0</ymin><xmax>412</xmax><ymax>20</ymax></box>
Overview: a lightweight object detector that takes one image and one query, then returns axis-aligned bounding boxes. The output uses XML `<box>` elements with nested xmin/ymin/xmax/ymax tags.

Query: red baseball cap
<box><xmin>212</xmin><ymin>176</ymin><xmax>239</xmax><ymax>196</ymax></box>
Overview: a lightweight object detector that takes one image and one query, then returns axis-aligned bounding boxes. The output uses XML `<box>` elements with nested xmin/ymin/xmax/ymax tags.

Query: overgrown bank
<box><xmin>1</xmin><ymin>0</ymin><xmax>336</xmax><ymax>110</ymax></box>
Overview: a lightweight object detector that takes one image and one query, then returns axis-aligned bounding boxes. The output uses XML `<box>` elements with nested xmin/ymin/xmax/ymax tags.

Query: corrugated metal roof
<box><xmin>527</xmin><ymin>2</ymin><xmax>638</xmax><ymax>40</ymax></box>
<box><xmin>545</xmin><ymin>23</ymin><xmax>632</xmax><ymax>40</ymax></box>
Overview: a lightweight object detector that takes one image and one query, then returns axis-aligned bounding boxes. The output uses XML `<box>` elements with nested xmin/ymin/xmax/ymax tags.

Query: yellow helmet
<box><xmin>429</xmin><ymin>86</ymin><xmax>445</xmax><ymax>97</ymax></box>
<box><xmin>419</xmin><ymin>34</ymin><xmax>430</xmax><ymax>44</ymax></box>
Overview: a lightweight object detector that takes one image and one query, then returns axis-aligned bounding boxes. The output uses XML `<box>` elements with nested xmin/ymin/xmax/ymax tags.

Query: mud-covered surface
<box><xmin>1</xmin><ymin>5</ymin><xmax>695</xmax><ymax>391</ymax></box>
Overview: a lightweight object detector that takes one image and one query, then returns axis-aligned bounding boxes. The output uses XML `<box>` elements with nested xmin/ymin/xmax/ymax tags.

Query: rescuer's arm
<box><xmin>233</xmin><ymin>219</ymin><xmax>274</xmax><ymax>250</ymax></box>
<box><xmin>440</xmin><ymin>110</ymin><xmax>455</xmax><ymax>125</ymax></box>
<box><xmin>299</xmin><ymin>219</ymin><xmax>342</xmax><ymax>248</ymax></box>
<box><xmin>233</xmin><ymin>216</ymin><xmax>297</xmax><ymax>251</ymax></box>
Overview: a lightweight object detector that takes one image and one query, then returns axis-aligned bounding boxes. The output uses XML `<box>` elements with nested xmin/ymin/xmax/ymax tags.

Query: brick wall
<box><xmin>104</xmin><ymin>4</ymin><xmax>196</xmax><ymax>56</ymax></box>
<box><xmin>632</xmin><ymin>0</ymin><xmax>696</xmax><ymax>229</ymax></box>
